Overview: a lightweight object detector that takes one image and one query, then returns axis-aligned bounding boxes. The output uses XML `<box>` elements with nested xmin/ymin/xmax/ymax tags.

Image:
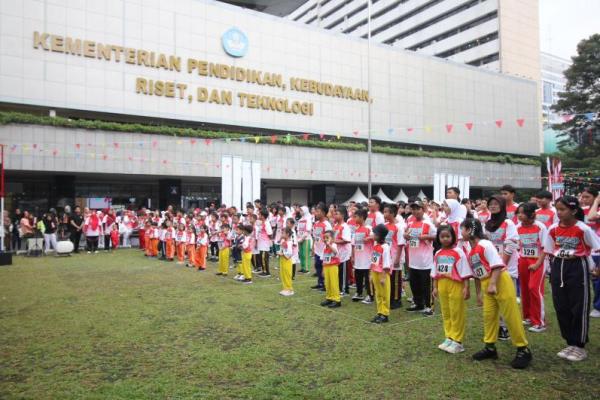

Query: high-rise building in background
<box><xmin>285</xmin><ymin>0</ymin><xmax>540</xmax><ymax>81</ymax></box>
<box><xmin>540</xmin><ymin>52</ymin><xmax>571</xmax><ymax>153</ymax></box>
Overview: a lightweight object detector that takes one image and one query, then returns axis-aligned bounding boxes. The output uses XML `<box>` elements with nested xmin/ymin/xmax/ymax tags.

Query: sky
<box><xmin>539</xmin><ymin>0</ymin><xmax>600</xmax><ymax>59</ymax></box>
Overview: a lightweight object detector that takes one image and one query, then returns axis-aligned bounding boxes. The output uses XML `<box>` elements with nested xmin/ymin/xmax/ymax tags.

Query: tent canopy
<box><xmin>417</xmin><ymin>190</ymin><xmax>427</xmax><ymax>200</ymax></box>
<box><xmin>393</xmin><ymin>189</ymin><xmax>408</xmax><ymax>203</ymax></box>
<box><xmin>375</xmin><ymin>188</ymin><xmax>394</xmax><ymax>204</ymax></box>
<box><xmin>342</xmin><ymin>187</ymin><xmax>368</xmax><ymax>206</ymax></box>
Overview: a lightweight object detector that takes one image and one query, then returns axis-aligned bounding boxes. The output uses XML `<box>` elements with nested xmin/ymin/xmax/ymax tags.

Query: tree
<box><xmin>551</xmin><ymin>34</ymin><xmax>600</xmax><ymax>175</ymax></box>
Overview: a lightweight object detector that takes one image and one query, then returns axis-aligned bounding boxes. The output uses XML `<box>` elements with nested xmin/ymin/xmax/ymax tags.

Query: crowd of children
<box><xmin>75</xmin><ymin>186</ymin><xmax>600</xmax><ymax>369</ymax></box>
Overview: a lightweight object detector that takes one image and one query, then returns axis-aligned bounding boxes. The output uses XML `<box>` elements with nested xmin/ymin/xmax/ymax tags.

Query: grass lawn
<box><xmin>1</xmin><ymin>249</ymin><xmax>599</xmax><ymax>399</ymax></box>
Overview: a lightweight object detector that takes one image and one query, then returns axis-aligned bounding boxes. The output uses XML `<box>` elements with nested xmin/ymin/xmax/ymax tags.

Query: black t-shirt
<box><xmin>69</xmin><ymin>214</ymin><xmax>83</xmax><ymax>232</ymax></box>
<box><xmin>43</xmin><ymin>218</ymin><xmax>58</xmax><ymax>234</ymax></box>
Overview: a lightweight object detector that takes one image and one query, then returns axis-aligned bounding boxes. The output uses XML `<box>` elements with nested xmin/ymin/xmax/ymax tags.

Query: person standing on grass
<box><xmin>369</xmin><ymin>224</ymin><xmax>392</xmax><ymax>324</ymax></box>
<box><xmin>311</xmin><ymin>204</ymin><xmax>332</xmax><ymax>291</ymax></box>
<box><xmin>320</xmin><ymin>230</ymin><xmax>341</xmax><ymax>308</ymax></box>
<box><xmin>175</xmin><ymin>223</ymin><xmax>187</xmax><ymax>264</ymax></box>
<box><xmin>216</xmin><ymin>224</ymin><xmax>232</xmax><ymax>277</ymax></box>
<box><xmin>484</xmin><ymin>195</ymin><xmax>520</xmax><ymax>341</ymax></box>
<box><xmin>185</xmin><ymin>224</ymin><xmax>196</xmax><ymax>268</ymax></box>
<box><xmin>256</xmin><ymin>210</ymin><xmax>273</xmax><ymax>277</ymax></box>
<box><xmin>194</xmin><ymin>225</ymin><xmax>208</xmax><ymax>271</ymax></box>
<box><xmin>404</xmin><ymin>199</ymin><xmax>437</xmax><ymax>315</ymax></box>
<box><xmin>240</xmin><ymin>224</ymin><xmax>255</xmax><ymax>284</ymax></box>
<box><xmin>534</xmin><ymin>190</ymin><xmax>558</xmax><ymax>229</ymax></box>
<box><xmin>515</xmin><ymin>203</ymin><xmax>548</xmax><ymax>333</ymax></box>
<box><xmin>383</xmin><ymin>203</ymin><xmax>406</xmax><ymax>309</ymax></box>
<box><xmin>278</xmin><ymin>227</ymin><xmax>294</xmax><ymax>296</ymax></box>
<box><xmin>432</xmin><ymin>225</ymin><xmax>471</xmax><ymax>354</ymax></box>
<box><xmin>84</xmin><ymin>211</ymin><xmax>100</xmax><ymax>254</ymax></box>
<box><xmin>286</xmin><ymin>217</ymin><xmax>299</xmax><ymax>279</ymax></box>
<box><xmin>544</xmin><ymin>196</ymin><xmax>600</xmax><ymax>362</ymax></box>
<box><xmin>297</xmin><ymin>206</ymin><xmax>313</xmax><ymax>274</ymax></box>
<box><xmin>333</xmin><ymin>207</ymin><xmax>352</xmax><ymax>297</ymax></box>
<box><xmin>580</xmin><ymin>188</ymin><xmax>600</xmax><ymax>318</ymax></box>
<box><xmin>461</xmin><ymin>219</ymin><xmax>532</xmax><ymax>369</ymax></box>
<box><xmin>351</xmin><ymin>208</ymin><xmax>374</xmax><ymax>303</ymax></box>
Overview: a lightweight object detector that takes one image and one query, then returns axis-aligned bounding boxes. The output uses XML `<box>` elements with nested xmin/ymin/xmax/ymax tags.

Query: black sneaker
<box><xmin>371</xmin><ymin>314</ymin><xmax>382</xmax><ymax>323</ymax></box>
<box><xmin>499</xmin><ymin>326</ymin><xmax>511</xmax><ymax>341</ymax></box>
<box><xmin>390</xmin><ymin>301</ymin><xmax>403</xmax><ymax>310</ymax></box>
<box><xmin>406</xmin><ymin>305</ymin><xmax>424</xmax><ymax>312</ymax></box>
<box><xmin>327</xmin><ymin>301</ymin><xmax>341</xmax><ymax>308</ymax></box>
<box><xmin>321</xmin><ymin>300</ymin><xmax>334</xmax><ymax>307</ymax></box>
<box><xmin>312</xmin><ymin>273</ymin><xmax>318</xmax><ymax>277</ymax></box>
<box><xmin>374</xmin><ymin>315</ymin><xmax>389</xmax><ymax>324</ymax></box>
<box><xmin>511</xmin><ymin>347</ymin><xmax>532</xmax><ymax>369</ymax></box>
<box><xmin>472</xmin><ymin>346</ymin><xmax>499</xmax><ymax>361</ymax></box>
<box><xmin>215</xmin><ymin>272</ymin><xmax>223</xmax><ymax>276</ymax></box>
<box><xmin>311</xmin><ymin>285</ymin><xmax>324</xmax><ymax>290</ymax></box>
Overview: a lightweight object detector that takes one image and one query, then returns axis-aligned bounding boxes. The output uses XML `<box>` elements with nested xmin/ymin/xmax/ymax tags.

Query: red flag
<box><xmin>562</xmin><ymin>114</ymin><xmax>574</xmax><ymax>123</ymax></box>
<box><xmin>270</xmin><ymin>135</ymin><xmax>277</xmax><ymax>144</ymax></box>
<box><xmin>190</xmin><ymin>139</ymin><xmax>197</xmax><ymax>145</ymax></box>
<box><xmin>302</xmin><ymin>133</ymin><xmax>309</xmax><ymax>140</ymax></box>
<box><xmin>445</xmin><ymin>124</ymin><xmax>453</xmax><ymax>133</ymax></box>
<box><xmin>352</xmin><ymin>131</ymin><xmax>359</xmax><ymax>136</ymax></box>
<box><xmin>33</xmin><ymin>144</ymin><xmax>37</xmax><ymax>149</ymax></box>
<box><xmin>319</xmin><ymin>133</ymin><xmax>325</xmax><ymax>140</ymax></box>
<box><xmin>152</xmin><ymin>140</ymin><xmax>158</xmax><ymax>148</ymax></box>
<box><xmin>495</xmin><ymin>120</ymin><xmax>503</xmax><ymax>128</ymax></box>
<box><xmin>102</xmin><ymin>154</ymin><xmax>108</xmax><ymax>160</ymax></box>
<box><xmin>113</xmin><ymin>142</ymin><xmax>119</xmax><ymax>148</ymax></box>
<box><xmin>128</xmin><ymin>156</ymin><xmax>133</xmax><ymax>161</ymax></box>
<box><xmin>204</xmin><ymin>138</ymin><xmax>211</xmax><ymax>146</ymax></box>
<box><xmin>407</xmin><ymin>128</ymin><xmax>414</xmax><ymax>133</ymax></box>
<box><xmin>162</xmin><ymin>159</ymin><xmax>168</xmax><ymax>164</ymax></box>
<box><xmin>75</xmin><ymin>143</ymin><xmax>81</xmax><ymax>149</ymax></box>
<box><xmin>52</xmin><ymin>149</ymin><xmax>58</xmax><ymax>156</ymax></box>
<box><xmin>465</xmin><ymin>122</ymin><xmax>473</xmax><ymax>131</ymax></box>
<box><xmin>516</xmin><ymin>118</ymin><xmax>525</xmax><ymax>127</ymax></box>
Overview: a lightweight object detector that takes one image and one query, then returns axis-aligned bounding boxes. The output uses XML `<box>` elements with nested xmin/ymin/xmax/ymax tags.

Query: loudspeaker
<box><xmin>0</xmin><ymin>251</ymin><xmax>12</xmax><ymax>266</ymax></box>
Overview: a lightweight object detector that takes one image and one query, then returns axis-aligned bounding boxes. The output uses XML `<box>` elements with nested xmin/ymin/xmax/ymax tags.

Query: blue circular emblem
<box><xmin>221</xmin><ymin>28</ymin><xmax>248</xmax><ymax>58</ymax></box>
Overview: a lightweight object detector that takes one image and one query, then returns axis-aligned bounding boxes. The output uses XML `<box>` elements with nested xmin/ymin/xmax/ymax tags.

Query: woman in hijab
<box><xmin>297</xmin><ymin>206</ymin><xmax>313</xmax><ymax>274</ymax></box>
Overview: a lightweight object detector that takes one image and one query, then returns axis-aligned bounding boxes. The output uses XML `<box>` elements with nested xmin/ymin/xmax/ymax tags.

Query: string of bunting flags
<box><xmin>4</xmin><ymin>115</ymin><xmax>540</xmax><ymax>150</ymax></box>
<box><xmin>3</xmin><ymin>141</ymin><xmax>541</xmax><ymax>182</ymax></box>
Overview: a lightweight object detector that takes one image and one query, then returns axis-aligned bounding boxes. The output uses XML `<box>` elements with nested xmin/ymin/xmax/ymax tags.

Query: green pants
<box><xmin>299</xmin><ymin>239</ymin><xmax>312</xmax><ymax>272</ymax></box>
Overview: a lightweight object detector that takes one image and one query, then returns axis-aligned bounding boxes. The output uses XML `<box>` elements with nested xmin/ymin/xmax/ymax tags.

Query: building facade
<box><xmin>0</xmin><ymin>0</ymin><xmax>540</xmax><ymax>212</ymax></box>
<box><xmin>540</xmin><ymin>51</ymin><xmax>571</xmax><ymax>153</ymax></box>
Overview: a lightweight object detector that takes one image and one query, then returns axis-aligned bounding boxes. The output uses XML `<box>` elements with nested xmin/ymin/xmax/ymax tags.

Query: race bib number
<box><xmin>436</xmin><ymin>263</ymin><xmax>453</xmax><ymax>275</ymax></box>
<box><xmin>555</xmin><ymin>249</ymin><xmax>575</xmax><ymax>258</ymax></box>
<box><xmin>470</xmin><ymin>254</ymin><xmax>489</xmax><ymax>279</ymax></box>
<box><xmin>323</xmin><ymin>254</ymin><xmax>332</xmax><ymax>264</ymax></box>
<box><xmin>385</xmin><ymin>231</ymin><xmax>393</xmax><ymax>245</ymax></box>
<box><xmin>356</xmin><ymin>244</ymin><xmax>364</xmax><ymax>251</ymax></box>
<box><xmin>521</xmin><ymin>246</ymin><xmax>538</xmax><ymax>258</ymax></box>
<box><xmin>365</xmin><ymin>218</ymin><xmax>373</xmax><ymax>227</ymax></box>
<box><xmin>371</xmin><ymin>251</ymin><xmax>382</xmax><ymax>265</ymax></box>
<box><xmin>355</xmin><ymin>232</ymin><xmax>365</xmax><ymax>251</ymax></box>
<box><xmin>409</xmin><ymin>238</ymin><xmax>419</xmax><ymax>248</ymax></box>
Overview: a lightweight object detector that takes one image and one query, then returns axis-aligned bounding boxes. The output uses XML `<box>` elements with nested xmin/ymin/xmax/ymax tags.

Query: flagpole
<box><xmin>367</xmin><ymin>0</ymin><xmax>372</xmax><ymax>197</ymax></box>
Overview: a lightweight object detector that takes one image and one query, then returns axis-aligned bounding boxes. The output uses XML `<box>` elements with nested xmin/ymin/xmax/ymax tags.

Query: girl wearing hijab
<box><xmin>297</xmin><ymin>206</ymin><xmax>313</xmax><ymax>274</ymax></box>
<box><xmin>85</xmin><ymin>210</ymin><xmax>101</xmax><ymax>253</ymax></box>
<box><xmin>485</xmin><ymin>195</ymin><xmax>520</xmax><ymax>341</ymax></box>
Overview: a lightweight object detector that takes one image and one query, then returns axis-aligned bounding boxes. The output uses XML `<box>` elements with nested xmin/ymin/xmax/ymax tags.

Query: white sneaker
<box><xmin>445</xmin><ymin>341</ymin><xmax>465</xmax><ymax>354</ymax></box>
<box><xmin>590</xmin><ymin>309</ymin><xmax>600</xmax><ymax>318</ymax></box>
<box><xmin>438</xmin><ymin>338</ymin><xmax>452</xmax><ymax>351</ymax></box>
<box><xmin>566</xmin><ymin>347</ymin><xmax>587</xmax><ymax>362</ymax></box>
<box><xmin>361</xmin><ymin>296</ymin><xmax>373</xmax><ymax>304</ymax></box>
<box><xmin>522</xmin><ymin>319</ymin><xmax>531</xmax><ymax>326</ymax></box>
<box><xmin>528</xmin><ymin>324</ymin><xmax>546</xmax><ymax>333</ymax></box>
<box><xmin>516</xmin><ymin>297</ymin><xmax>521</xmax><ymax>305</ymax></box>
<box><xmin>281</xmin><ymin>290</ymin><xmax>294</xmax><ymax>297</ymax></box>
<box><xmin>557</xmin><ymin>346</ymin><xmax>575</xmax><ymax>359</ymax></box>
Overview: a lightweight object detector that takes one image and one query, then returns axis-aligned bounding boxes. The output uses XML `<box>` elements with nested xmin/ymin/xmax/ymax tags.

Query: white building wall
<box><xmin>0</xmin><ymin>124</ymin><xmax>541</xmax><ymax>189</ymax></box>
<box><xmin>0</xmin><ymin>0</ymin><xmax>539</xmax><ymax>156</ymax></box>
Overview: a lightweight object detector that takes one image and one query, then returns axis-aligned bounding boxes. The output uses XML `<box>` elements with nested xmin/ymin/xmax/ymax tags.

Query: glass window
<box><xmin>543</xmin><ymin>81</ymin><xmax>554</xmax><ymax>104</ymax></box>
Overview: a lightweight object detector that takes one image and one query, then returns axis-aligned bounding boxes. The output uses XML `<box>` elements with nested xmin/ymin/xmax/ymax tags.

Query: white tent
<box><xmin>393</xmin><ymin>189</ymin><xmax>409</xmax><ymax>203</ymax></box>
<box><xmin>342</xmin><ymin>187</ymin><xmax>368</xmax><ymax>206</ymax></box>
<box><xmin>376</xmin><ymin>188</ymin><xmax>394</xmax><ymax>204</ymax></box>
<box><xmin>417</xmin><ymin>190</ymin><xmax>427</xmax><ymax>200</ymax></box>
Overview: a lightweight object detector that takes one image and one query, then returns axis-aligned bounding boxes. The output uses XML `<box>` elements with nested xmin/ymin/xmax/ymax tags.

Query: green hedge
<box><xmin>0</xmin><ymin>111</ymin><xmax>540</xmax><ymax>166</ymax></box>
